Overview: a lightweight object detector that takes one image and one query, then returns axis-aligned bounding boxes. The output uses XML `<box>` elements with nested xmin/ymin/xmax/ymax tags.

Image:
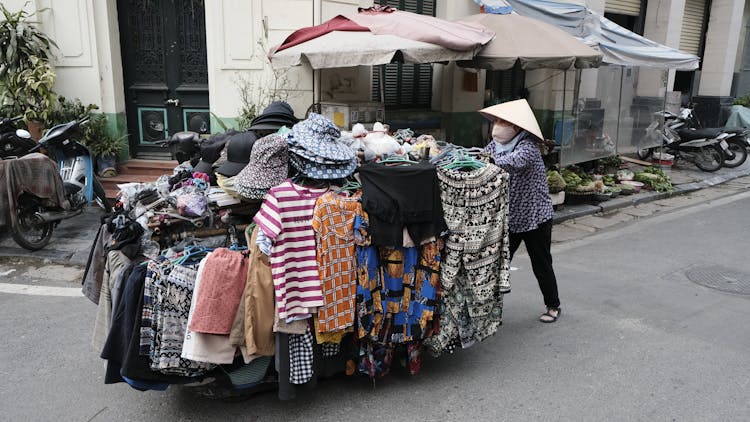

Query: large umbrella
<box><xmin>456</xmin><ymin>13</ymin><xmax>602</xmax><ymax>70</ymax></box>
<box><xmin>269</xmin><ymin>8</ymin><xmax>495</xmax><ymax>70</ymax></box>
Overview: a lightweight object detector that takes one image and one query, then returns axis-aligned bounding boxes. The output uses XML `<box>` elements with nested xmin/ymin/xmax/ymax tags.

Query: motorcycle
<box><xmin>5</xmin><ymin>117</ymin><xmax>109</xmax><ymax>251</ymax></box>
<box><xmin>671</xmin><ymin>107</ymin><xmax>749</xmax><ymax>168</ymax></box>
<box><xmin>638</xmin><ymin>110</ymin><xmax>728</xmax><ymax>172</ymax></box>
<box><xmin>0</xmin><ymin>116</ymin><xmax>37</xmax><ymax>159</ymax></box>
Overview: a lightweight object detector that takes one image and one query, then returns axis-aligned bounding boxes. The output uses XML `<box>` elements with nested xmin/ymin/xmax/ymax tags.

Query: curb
<box><xmin>552</xmin><ymin>166</ymin><xmax>750</xmax><ymax>225</ymax></box>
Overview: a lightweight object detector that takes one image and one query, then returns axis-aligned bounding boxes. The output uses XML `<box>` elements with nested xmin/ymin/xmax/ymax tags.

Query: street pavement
<box><xmin>1</xmin><ymin>175</ymin><xmax>749</xmax><ymax>421</ymax></box>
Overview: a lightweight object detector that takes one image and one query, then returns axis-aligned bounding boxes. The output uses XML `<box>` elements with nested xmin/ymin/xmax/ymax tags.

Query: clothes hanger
<box><xmin>379</xmin><ymin>155</ymin><xmax>418</xmax><ymax>165</ymax></box>
<box><xmin>443</xmin><ymin>150</ymin><xmax>486</xmax><ymax>170</ymax></box>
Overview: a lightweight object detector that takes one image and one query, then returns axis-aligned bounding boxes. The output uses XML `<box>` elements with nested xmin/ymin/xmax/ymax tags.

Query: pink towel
<box><xmin>188</xmin><ymin>248</ymin><xmax>249</xmax><ymax>334</ymax></box>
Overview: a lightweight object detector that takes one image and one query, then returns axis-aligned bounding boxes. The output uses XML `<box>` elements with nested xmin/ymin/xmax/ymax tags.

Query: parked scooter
<box><xmin>5</xmin><ymin>117</ymin><xmax>109</xmax><ymax>250</ymax></box>
<box><xmin>638</xmin><ymin>110</ymin><xmax>728</xmax><ymax>172</ymax></box>
<box><xmin>671</xmin><ymin>107</ymin><xmax>749</xmax><ymax>168</ymax></box>
<box><xmin>0</xmin><ymin>116</ymin><xmax>37</xmax><ymax>159</ymax></box>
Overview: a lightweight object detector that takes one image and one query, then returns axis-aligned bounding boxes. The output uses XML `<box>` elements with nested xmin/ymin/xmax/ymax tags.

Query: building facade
<box><xmin>3</xmin><ymin>0</ymin><xmax>748</xmax><ymax>159</ymax></box>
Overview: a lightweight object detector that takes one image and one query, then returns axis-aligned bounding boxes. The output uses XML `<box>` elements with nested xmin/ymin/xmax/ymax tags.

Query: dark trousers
<box><xmin>509</xmin><ymin>219</ymin><xmax>560</xmax><ymax>308</ymax></box>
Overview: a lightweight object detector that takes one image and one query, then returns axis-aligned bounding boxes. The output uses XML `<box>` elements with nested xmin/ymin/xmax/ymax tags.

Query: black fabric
<box><xmin>101</xmin><ymin>265</ymin><xmax>146</xmax><ymax>384</ymax></box>
<box><xmin>508</xmin><ymin>219</ymin><xmax>560</xmax><ymax>308</ymax></box>
<box><xmin>359</xmin><ymin>161</ymin><xmax>447</xmax><ymax>246</ymax></box>
<box><xmin>194</xmin><ymin>133</ymin><xmax>233</xmax><ymax>179</ymax></box>
<box><xmin>119</xmin><ymin>271</ymin><xmax>200</xmax><ymax>385</ymax></box>
<box><xmin>216</xmin><ymin>131</ymin><xmax>258</xmax><ymax>177</ymax></box>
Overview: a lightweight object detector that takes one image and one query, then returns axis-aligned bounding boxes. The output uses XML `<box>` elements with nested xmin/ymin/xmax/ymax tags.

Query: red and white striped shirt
<box><xmin>253</xmin><ymin>180</ymin><xmax>328</xmax><ymax>320</ymax></box>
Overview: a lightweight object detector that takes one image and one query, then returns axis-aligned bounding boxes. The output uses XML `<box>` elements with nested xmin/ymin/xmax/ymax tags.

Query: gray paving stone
<box><xmin>551</xmin><ymin>224</ymin><xmax>591</xmax><ymax>243</ymax></box>
<box><xmin>573</xmin><ymin>213</ymin><xmax>634</xmax><ymax>230</ymax></box>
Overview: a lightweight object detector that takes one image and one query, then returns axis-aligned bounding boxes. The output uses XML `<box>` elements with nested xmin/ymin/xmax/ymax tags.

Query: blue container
<box><xmin>554</xmin><ymin>120</ymin><xmax>574</xmax><ymax>146</ymax></box>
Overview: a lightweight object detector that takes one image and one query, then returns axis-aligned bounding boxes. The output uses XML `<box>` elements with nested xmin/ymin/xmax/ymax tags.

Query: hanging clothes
<box><xmin>425</xmin><ymin>164</ymin><xmax>510</xmax><ymax>356</ymax></box>
<box><xmin>187</xmin><ymin>248</ymin><xmax>249</xmax><ymax>335</ymax></box>
<box><xmin>139</xmin><ymin>257</ymin><xmax>213</xmax><ymax>377</ymax></box>
<box><xmin>82</xmin><ymin>224</ymin><xmax>112</xmax><ymax>305</ymax></box>
<box><xmin>92</xmin><ymin>250</ymin><xmax>133</xmax><ymax>353</ymax></box>
<box><xmin>359</xmin><ymin>161</ymin><xmax>447</xmax><ymax>247</ymax></box>
<box><xmin>100</xmin><ymin>264</ymin><xmax>148</xmax><ymax>384</ymax></box>
<box><xmin>242</xmin><ymin>226</ymin><xmax>276</xmax><ymax>356</ymax></box>
<box><xmin>182</xmin><ymin>255</ymin><xmax>252</xmax><ymax>365</ymax></box>
<box><xmin>253</xmin><ymin>180</ymin><xmax>329</xmax><ymax>321</ymax></box>
<box><xmin>121</xmin><ymin>270</ymin><xmax>204</xmax><ymax>388</ymax></box>
<box><xmin>352</xmin><ymin>212</ymin><xmax>442</xmax><ymax>378</ymax></box>
<box><xmin>311</xmin><ymin>191</ymin><xmax>363</xmax><ymax>333</ymax></box>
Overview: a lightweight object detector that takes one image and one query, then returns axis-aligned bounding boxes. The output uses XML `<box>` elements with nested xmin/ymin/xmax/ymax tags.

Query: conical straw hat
<box><xmin>478</xmin><ymin>99</ymin><xmax>543</xmax><ymax>141</ymax></box>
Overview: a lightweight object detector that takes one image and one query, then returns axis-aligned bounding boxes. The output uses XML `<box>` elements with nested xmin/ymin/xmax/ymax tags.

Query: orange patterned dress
<box><xmin>311</xmin><ymin>192</ymin><xmax>364</xmax><ymax>333</ymax></box>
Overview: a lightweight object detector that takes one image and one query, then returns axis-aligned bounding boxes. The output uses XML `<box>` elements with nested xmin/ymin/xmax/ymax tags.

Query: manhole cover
<box><xmin>684</xmin><ymin>266</ymin><xmax>750</xmax><ymax>295</ymax></box>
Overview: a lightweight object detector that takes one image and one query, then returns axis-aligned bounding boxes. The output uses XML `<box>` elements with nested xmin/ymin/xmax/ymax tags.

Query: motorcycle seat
<box><xmin>676</xmin><ymin>128</ymin><xmax>723</xmax><ymax>141</ymax></box>
<box><xmin>712</xmin><ymin>126</ymin><xmax>746</xmax><ymax>134</ymax></box>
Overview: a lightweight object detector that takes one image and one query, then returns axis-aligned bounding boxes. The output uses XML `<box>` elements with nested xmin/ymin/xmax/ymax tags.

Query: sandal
<box><xmin>540</xmin><ymin>307</ymin><xmax>560</xmax><ymax>323</ymax></box>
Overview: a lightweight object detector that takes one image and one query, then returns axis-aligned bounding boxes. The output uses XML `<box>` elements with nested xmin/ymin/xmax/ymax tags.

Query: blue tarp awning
<box><xmin>478</xmin><ymin>0</ymin><xmax>700</xmax><ymax>70</ymax></box>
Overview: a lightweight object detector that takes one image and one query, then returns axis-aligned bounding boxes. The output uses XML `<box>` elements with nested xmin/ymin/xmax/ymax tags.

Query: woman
<box><xmin>479</xmin><ymin>99</ymin><xmax>561</xmax><ymax>323</ymax></box>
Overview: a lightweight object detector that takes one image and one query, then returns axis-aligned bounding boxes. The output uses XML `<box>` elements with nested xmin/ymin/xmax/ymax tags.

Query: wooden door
<box><xmin>118</xmin><ymin>0</ymin><xmax>210</xmax><ymax>158</ymax></box>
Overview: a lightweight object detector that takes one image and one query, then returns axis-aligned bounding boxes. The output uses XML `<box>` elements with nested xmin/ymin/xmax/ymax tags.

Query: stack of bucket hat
<box><xmin>235</xmin><ymin>133</ymin><xmax>289</xmax><ymax>200</ymax></box>
<box><xmin>286</xmin><ymin>113</ymin><xmax>357</xmax><ymax>180</ymax></box>
<box><xmin>247</xmin><ymin>101</ymin><xmax>299</xmax><ymax>132</ymax></box>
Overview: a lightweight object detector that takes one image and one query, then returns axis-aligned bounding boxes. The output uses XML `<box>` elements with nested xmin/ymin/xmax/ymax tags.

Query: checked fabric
<box><xmin>311</xmin><ymin>192</ymin><xmax>364</xmax><ymax>332</ymax></box>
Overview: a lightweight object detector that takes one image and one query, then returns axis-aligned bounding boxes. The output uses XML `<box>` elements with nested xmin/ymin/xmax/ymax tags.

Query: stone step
<box><xmin>118</xmin><ymin>159</ymin><xmax>178</xmax><ymax>177</ymax></box>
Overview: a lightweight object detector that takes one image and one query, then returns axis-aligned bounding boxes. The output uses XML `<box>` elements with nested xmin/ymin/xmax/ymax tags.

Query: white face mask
<box><xmin>492</xmin><ymin>122</ymin><xmax>518</xmax><ymax>144</ymax></box>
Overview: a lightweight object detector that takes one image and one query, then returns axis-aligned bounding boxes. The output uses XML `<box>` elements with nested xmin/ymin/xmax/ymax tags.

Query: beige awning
<box><xmin>456</xmin><ymin>13</ymin><xmax>603</xmax><ymax>70</ymax></box>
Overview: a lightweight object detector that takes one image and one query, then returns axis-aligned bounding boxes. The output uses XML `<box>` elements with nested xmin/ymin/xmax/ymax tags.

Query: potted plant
<box><xmin>0</xmin><ymin>3</ymin><xmax>58</xmax><ymax>139</ymax></box>
<box><xmin>86</xmin><ymin>114</ymin><xmax>127</xmax><ymax>177</ymax></box>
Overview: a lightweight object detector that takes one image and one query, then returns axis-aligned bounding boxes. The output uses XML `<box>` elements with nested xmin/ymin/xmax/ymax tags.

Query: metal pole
<box><xmin>616</xmin><ymin>66</ymin><xmax>624</xmax><ymax>156</ymax></box>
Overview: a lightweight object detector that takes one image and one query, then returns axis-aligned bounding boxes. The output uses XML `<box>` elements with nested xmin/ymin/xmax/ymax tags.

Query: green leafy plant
<box><xmin>0</xmin><ymin>2</ymin><xmax>56</xmax><ymax>76</ymax></box>
<box><xmin>85</xmin><ymin>114</ymin><xmax>127</xmax><ymax>158</ymax></box>
<box><xmin>1</xmin><ymin>55</ymin><xmax>57</xmax><ymax>122</ymax></box>
<box><xmin>0</xmin><ymin>3</ymin><xmax>58</xmax><ymax>122</ymax></box>
<box><xmin>46</xmin><ymin>96</ymin><xmax>98</xmax><ymax>129</ymax></box>
<box><xmin>733</xmin><ymin>93</ymin><xmax>750</xmax><ymax>107</ymax></box>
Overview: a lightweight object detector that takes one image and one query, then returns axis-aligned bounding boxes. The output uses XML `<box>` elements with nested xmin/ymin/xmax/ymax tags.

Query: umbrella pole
<box><xmin>379</xmin><ymin>65</ymin><xmax>386</xmax><ymax>104</ymax></box>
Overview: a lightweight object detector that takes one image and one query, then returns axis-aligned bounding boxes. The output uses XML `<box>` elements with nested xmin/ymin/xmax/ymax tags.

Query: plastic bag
<box><xmin>176</xmin><ymin>193</ymin><xmax>207</xmax><ymax>217</ymax></box>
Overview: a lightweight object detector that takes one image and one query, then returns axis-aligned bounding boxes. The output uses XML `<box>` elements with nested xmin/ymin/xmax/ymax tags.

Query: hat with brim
<box><xmin>193</xmin><ymin>137</ymin><xmax>230</xmax><ymax>175</ymax></box>
<box><xmin>248</xmin><ymin>101</ymin><xmax>299</xmax><ymax>131</ymax></box>
<box><xmin>216</xmin><ymin>131</ymin><xmax>258</xmax><ymax>177</ymax></box>
<box><xmin>478</xmin><ymin>99</ymin><xmax>544</xmax><ymax>141</ymax></box>
<box><xmin>235</xmin><ymin>133</ymin><xmax>289</xmax><ymax>199</ymax></box>
<box><xmin>287</xmin><ymin>113</ymin><xmax>356</xmax><ymax>162</ymax></box>
<box><xmin>248</xmin><ymin>116</ymin><xmax>297</xmax><ymax>131</ymax></box>
<box><xmin>289</xmin><ymin>151</ymin><xmax>357</xmax><ymax>180</ymax></box>
<box><xmin>193</xmin><ymin>160</ymin><xmax>215</xmax><ymax>175</ymax></box>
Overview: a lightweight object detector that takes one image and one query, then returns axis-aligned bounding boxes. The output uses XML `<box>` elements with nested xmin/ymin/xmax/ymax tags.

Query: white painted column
<box><xmin>636</xmin><ymin>0</ymin><xmax>685</xmax><ymax>97</ymax></box>
<box><xmin>432</xmin><ymin>0</ymin><xmax>487</xmax><ymax>114</ymax></box>
<box><xmin>698</xmin><ymin>0</ymin><xmax>746</xmax><ymax>96</ymax></box>
<box><xmin>91</xmin><ymin>0</ymin><xmax>125</xmax><ymax>115</ymax></box>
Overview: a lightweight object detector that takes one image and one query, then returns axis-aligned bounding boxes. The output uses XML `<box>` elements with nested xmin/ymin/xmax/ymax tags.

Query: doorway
<box><xmin>117</xmin><ymin>0</ymin><xmax>210</xmax><ymax>159</ymax></box>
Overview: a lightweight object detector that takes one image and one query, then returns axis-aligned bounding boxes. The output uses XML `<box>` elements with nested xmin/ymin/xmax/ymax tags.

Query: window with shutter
<box><xmin>680</xmin><ymin>0</ymin><xmax>708</xmax><ymax>56</ymax></box>
<box><xmin>371</xmin><ymin>0</ymin><xmax>436</xmax><ymax>109</ymax></box>
<box><xmin>604</xmin><ymin>0</ymin><xmax>642</xmax><ymax>16</ymax></box>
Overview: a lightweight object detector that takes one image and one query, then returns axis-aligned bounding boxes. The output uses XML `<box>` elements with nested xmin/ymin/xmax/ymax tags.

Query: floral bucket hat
<box><xmin>286</xmin><ymin>113</ymin><xmax>356</xmax><ymax>162</ymax></box>
<box><xmin>235</xmin><ymin>133</ymin><xmax>289</xmax><ymax>199</ymax></box>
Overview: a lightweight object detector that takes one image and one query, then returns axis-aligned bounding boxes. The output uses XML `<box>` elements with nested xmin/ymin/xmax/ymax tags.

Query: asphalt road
<box><xmin>1</xmin><ymin>191</ymin><xmax>749</xmax><ymax>421</ymax></box>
